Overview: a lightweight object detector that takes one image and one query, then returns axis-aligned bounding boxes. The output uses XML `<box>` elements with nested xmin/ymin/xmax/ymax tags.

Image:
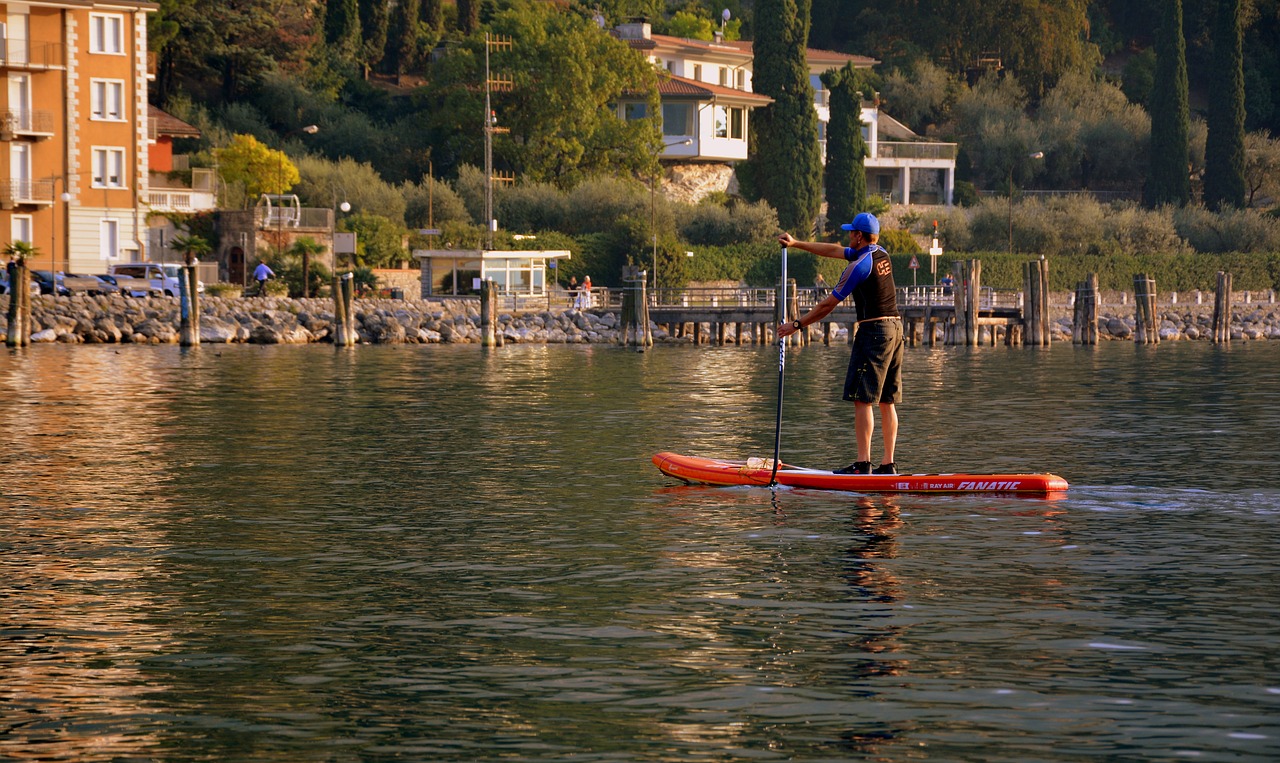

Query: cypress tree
<box><xmin>821</xmin><ymin>64</ymin><xmax>868</xmax><ymax>234</ymax></box>
<box><xmin>422</xmin><ymin>0</ymin><xmax>442</xmax><ymax>32</ymax></box>
<box><xmin>324</xmin><ymin>0</ymin><xmax>361</xmax><ymax>60</ymax></box>
<box><xmin>1144</xmin><ymin>0</ymin><xmax>1190</xmax><ymax>208</ymax></box>
<box><xmin>357</xmin><ymin>0</ymin><xmax>390</xmax><ymax>75</ymax></box>
<box><xmin>456</xmin><ymin>0</ymin><xmax>479</xmax><ymax>35</ymax></box>
<box><xmin>1203</xmin><ymin>0</ymin><xmax>1247</xmax><ymax>209</ymax></box>
<box><xmin>386</xmin><ymin>0</ymin><xmax>421</xmax><ymax>76</ymax></box>
<box><xmin>745</xmin><ymin>0</ymin><xmax>822</xmax><ymax>234</ymax></box>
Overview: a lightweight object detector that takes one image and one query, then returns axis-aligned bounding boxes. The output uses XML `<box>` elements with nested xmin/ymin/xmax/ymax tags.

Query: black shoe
<box><xmin>833</xmin><ymin>461</ymin><xmax>872</xmax><ymax>475</ymax></box>
<box><xmin>873</xmin><ymin>462</ymin><xmax>897</xmax><ymax>475</ymax></box>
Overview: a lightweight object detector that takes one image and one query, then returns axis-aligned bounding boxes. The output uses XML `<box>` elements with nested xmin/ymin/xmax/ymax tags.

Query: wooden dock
<box><xmin>643</xmin><ymin>285</ymin><xmax>1026</xmax><ymax>346</ymax></box>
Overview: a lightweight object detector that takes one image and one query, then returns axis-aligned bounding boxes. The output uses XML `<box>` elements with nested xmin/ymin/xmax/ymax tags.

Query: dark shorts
<box><xmin>843</xmin><ymin>317</ymin><xmax>904</xmax><ymax>404</ymax></box>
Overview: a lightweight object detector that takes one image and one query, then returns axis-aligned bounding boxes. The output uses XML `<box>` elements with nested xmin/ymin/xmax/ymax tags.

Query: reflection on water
<box><xmin>2</xmin><ymin>342</ymin><xmax>1278</xmax><ymax>761</ymax></box>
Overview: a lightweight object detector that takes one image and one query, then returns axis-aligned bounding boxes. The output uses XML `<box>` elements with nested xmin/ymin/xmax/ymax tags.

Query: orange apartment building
<box><xmin>2</xmin><ymin>0</ymin><xmax>155</xmax><ymax>275</ymax></box>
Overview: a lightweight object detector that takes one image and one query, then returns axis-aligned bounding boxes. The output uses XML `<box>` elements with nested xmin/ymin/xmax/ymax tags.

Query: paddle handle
<box><xmin>770</xmin><ymin>246</ymin><xmax>787</xmax><ymax>486</ymax></box>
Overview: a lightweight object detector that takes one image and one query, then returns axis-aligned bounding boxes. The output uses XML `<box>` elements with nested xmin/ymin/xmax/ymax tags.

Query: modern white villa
<box><xmin>614</xmin><ymin>22</ymin><xmax>957</xmax><ymax>206</ymax></box>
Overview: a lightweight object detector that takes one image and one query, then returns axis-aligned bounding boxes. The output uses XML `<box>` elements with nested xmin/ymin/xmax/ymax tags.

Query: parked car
<box><xmin>97</xmin><ymin>273</ymin><xmax>161</xmax><ymax>298</ymax></box>
<box><xmin>31</xmin><ymin>270</ymin><xmax>71</xmax><ymax>296</ymax></box>
<box><xmin>108</xmin><ymin>262</ymin><xmax>204</xmax><ymax>297</ymax></box>
<box><xmin>0</xmin><ymin>271</ymin><xmax>40</xmax><ymax>295</ymax></box>
<box><xmin>62</xmin><ymin>273</ymin><xmax>116</xmax><ymax>296</ymax></box>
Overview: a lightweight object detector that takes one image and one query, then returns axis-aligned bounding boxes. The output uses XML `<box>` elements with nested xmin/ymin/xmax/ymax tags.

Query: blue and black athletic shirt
<box><xmin>830</xmin><ymin>244</ymin><xmax>899</xmax><ymax>322</ymax></box>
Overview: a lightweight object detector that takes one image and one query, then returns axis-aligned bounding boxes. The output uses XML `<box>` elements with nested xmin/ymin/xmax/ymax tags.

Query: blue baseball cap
<box><xmin>841</xmin><ymin>212</ymin><xmax>880</xmax><ymax>234</ymax></box>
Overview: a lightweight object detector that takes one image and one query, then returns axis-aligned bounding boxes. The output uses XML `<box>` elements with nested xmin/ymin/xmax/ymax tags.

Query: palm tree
<box><xmin>3</xmin><ymin>240</ymin><xmax>39</xmax><ymax>264</ymax></box>
<box><xmin>287</xmin><ymin>237</ymin><xmax>328</xmax><ymax>298</ymax></box>
<box><xmin>169</xmin><ymin>234</ymin><xmax>212</xmax><ymax>266</ymax></box>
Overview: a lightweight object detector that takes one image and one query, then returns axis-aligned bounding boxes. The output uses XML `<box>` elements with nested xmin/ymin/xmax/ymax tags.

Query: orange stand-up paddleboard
<box><xmin>653</xmin><ymin>452</ymin><xmax>1068</xmax><ymax>495</ymax></box>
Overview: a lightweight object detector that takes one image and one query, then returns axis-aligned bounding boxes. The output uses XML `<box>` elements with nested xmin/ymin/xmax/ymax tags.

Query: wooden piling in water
<box><xmin>179</xmin><ymin>264</ymin><xmax>200</xmax><ymax>346</ymax></box>
<box><xmin>1213</xmin><ymin>271</ymin><xmax>1233</xmax><ymax>343</ymax></box>
<box><xmin>1133</xmin><ymin>273</ymin><xmax>1159</xmax><ymax>344</ymax></box>
<box><xmin>949</xmin><ymin>261</ymin><xmax>965</xmax><ymax>345</ymax></box>
<box><xmin>1073</xmin><ymin>273</ymin><xmax>1099</xmax><ymax>345</ymax></box>
<box><xmin>619</xmin><ymin>272</ymin><xmax>650</xmax><ymax>350</ymax></box>
<box><xmin>6</xmin><ymin>259</ymin><xmax>31</xmax><ymax>347</ymax></box>
<box><xmin>332</xmin><ymin>274</ymin><xmax>352</xmax><ymax>346</ymax></box>
<box><xmin>965</xmin><ymin>259</ymin><xmax>981</xmax><ymax>346</ymax></box>
<box><xmin>480</xmin><ymin>279</ymin><xmax>498</xmax><ymax>347</ymax></box>
<box><xmin>1022</xmin><ymin>258</ymin><xmax>1051</xmax><ymax>347</ymax></box>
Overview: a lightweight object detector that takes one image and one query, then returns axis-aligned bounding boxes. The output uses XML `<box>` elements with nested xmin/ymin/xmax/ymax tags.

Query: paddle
<box><xmin>770</xmin><ymin>246</ymin><xmax>787</xmax><ymax>486</ymax></box>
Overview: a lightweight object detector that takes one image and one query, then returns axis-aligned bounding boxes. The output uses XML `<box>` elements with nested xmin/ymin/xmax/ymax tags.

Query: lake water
<box><xmin>2</xmin><ymin>341</ymin><xmax>1279</xmax><ymax>761</ymax></box>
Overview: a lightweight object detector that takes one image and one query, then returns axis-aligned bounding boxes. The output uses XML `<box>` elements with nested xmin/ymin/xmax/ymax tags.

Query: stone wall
<box><xmin>3</xmin><ymin>293</ymin><xmax>1277</xmax><ymax>345</ymax></box>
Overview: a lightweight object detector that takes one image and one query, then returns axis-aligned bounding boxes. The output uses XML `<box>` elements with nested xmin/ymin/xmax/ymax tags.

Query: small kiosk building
<box><xmin>414</xmin><ymin>249</ymin><xmax>572</xmax><ymax>299</ymax></box>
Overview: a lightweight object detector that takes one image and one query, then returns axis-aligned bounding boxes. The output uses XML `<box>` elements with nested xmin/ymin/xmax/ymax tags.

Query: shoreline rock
<box><xmin>3</xmin><ymin>293</ymin><xmax>1278</xmax><ymax>345</ymax></box>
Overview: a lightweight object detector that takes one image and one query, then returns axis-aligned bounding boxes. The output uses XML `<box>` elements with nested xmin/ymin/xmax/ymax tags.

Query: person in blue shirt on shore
<box><xmin>777</xmin><ymin>212</ymin><xmax>904</xmax><ymax>475</ymax></box>
<box><xmin>253</xmin><ymin>262</ymin><xmax>276</xmax><ymax>295</ymax></box>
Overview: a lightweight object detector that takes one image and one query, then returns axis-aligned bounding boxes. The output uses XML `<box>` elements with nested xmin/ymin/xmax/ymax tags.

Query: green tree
<box><xmin>387</xmin><ymin>0</ymin><xmax>423</xmax><ymax>75</ymax></box>
<box><xmin>357</xmin><ymin>0</ymin><xmax>390</xmax><ymax>77</ymax></box>
<box><xmin>851</xmin><ymin>0</ymin><xmax>1097</xmax><ymax>98</ymax></box>
<box><xmin>217</xmin><ymin>134</ymin><xmax>300</xmax><ymax>204</ymax></box>
<box><xmin>417</xmin><ymin>2</ymin><xmax>660</xmax><ymax>187</ymax></box>
<box><xmin>340</xmin><ymin>212</ymin><xmax>407</xmax><ymax>267</ymax></box>
<box><xmin>169</xmin><ymin>233</ymin><xmax>212</xmax><ymax>265</ymax></box>
<box><xmin>422</xmin><ymin>0</ymin><xmax>443</xmax><ymax>32</ymax></box>
<box><xmin>286</xmin><ymin>237</ymin><xmax>328</xmax><ymax>297</ymax></box>
<box><xmin>822</xmin><ymin>63</ymin><xmax>868</xmax><ymax>235</ymax></box>
<box><xmin>456</xmin><ymin>0</ymin><xmax>479</xmax><ymax>34</ymax></box>
<box><xmin>325</xmin><ymin>0</ymin><xmax>362</xmax><ymax>60</ymax></box>
<box><xmin>155</xmin><ymin>0</ymin><xmax>314</xmax><ymax>105</ymax></box>
<box><xmin>745</xmin><ymin>0</ymin><xmax>822</xmax><ymax>233</ymax></box>
<box><xmin>1243</xmin><ymin>130</ymin><xmax>1280</xmax><ymax>208</ymax></box>
<box><xmin>3</xmin><ymin>240</ymin><xmax>38</xmax><ymax>263</ymax></box>
<box><xmin>1145</xmin><ymin>0</ymin><xmax>1191</xmax><ymax>208</ymax></box>
<box><xmin>1036</xmin><ymin>73</ymin><xmax>1148</xmax><ymax>194</ymax></box>
<box><xmin>1203</xmin><ymin>0</ymin><xmax>1247</xmax><ymax>210</ymax></box>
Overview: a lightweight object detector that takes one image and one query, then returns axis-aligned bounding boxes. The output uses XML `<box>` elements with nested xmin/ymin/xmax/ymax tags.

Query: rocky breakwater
<box><xmin>3</xmin><ymin>293</ymin><xmax>641</xmax><ymax>345</ymax></box>
<box><xmin>1049</xmin><ymin>304</ymin><xmax>1280</xmax><ymax>341</ymax></box>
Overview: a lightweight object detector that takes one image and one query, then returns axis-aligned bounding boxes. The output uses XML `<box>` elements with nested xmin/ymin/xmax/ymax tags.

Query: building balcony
<box><xmin>255</xmin><ymin>207</ymin><xmax>334</xmax><ymax>231</ymax></box>
<box><xmin>872</xmin><ymin>141</ymin><xmax>958</xmax><ymax>162</ymax></box>
<box><xmin>0</xmin><ymin>178</ymin><xmax>55</xmax><ymax>209</ymax></box>
<box><xmin>148</xmin><ymin>168</ymin><xmax>218</xmax><ymax>213</ymax></box>
<box><xmin>0</xmin><ymin>39</ymin><xmax>65</xmax><ymax>70</ymax></box>
<box><xmin>1</xmin><ymin>109</ymin><xmax>56</xmax><ymax>140</ymax></box>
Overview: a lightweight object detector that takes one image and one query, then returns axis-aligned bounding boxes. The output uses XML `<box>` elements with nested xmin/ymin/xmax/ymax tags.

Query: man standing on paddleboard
<box><xmin>777</xmin><ymin>212</ymin><xmax>904</xmax><ymax>475</ymax></box>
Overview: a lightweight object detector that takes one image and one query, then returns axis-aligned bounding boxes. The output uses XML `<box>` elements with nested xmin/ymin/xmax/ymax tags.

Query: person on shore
<box><xmin>940</xmin><ymin>273</ymin><xmax>954</xmax><ymax>297</ymax></box>
<box><xmin>777</xmin><ymin>212</ymin><xmax>904</xmax><ymax>475</ymax></box>
<box><xmin>253</xmin><ymin>262</ymin><xmax>276</xmax><ymax>295</ymax></box>
<box><xmin>568</xmin><ymin>276</ymin><xmax>579</xmax><ymax>307</ymax></box>
<box><xmin>579</xmin><ymin>275</ymin><xmax>592</xmax><ymax>309</ymax></box>
<box><xmin>814</xmin><ymin>273</ymin><xmax>829</xmax><ymax>300</ymax></box>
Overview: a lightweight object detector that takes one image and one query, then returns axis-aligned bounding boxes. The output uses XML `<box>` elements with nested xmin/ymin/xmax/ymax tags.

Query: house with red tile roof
<box><xmin>615</xmin><ymin>22</ymin><xmax>955</xmax><ymax>206</ymax></box>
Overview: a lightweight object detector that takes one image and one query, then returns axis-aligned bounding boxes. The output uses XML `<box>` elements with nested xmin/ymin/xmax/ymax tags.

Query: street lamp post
<box><xmin>277</xmin><ymin>124</ymin><xmax>318</xmax><ymax>295</ymax></box>
<box><xmin>651</xmin><ymin>138</ymin><xmax>692</xmax><ymax>297</ymax></box>
<box><xmin>1008</xmin><ymin>151</ymin><xmax>1044</xmax><ymax>255</ymax></box>
<box><xmin>331</xmin><ymin>184</ymin><xmax>351</xmax><ymax>271</ymax></box>
<box><xmin>47</xmin><ymin>176</ymin><xmax>72</xmax><ymax>275</ymax></box>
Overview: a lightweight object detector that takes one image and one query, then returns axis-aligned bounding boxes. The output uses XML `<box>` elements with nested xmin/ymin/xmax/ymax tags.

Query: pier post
<box><xmin>480</xmin><ymin>279</ymin><xmax>498</xmax><ymax>347</ymax></box>
<box><xmin>1022</xmin><ymin>257</ymin><xmax>1051</xmax><ymax>347</ymax></box>
<box><xmin>950</xmin><ymin>261</ymin><xmax>965</xmax><ymax>345</ymax></box>
<box><xmin>1213</xmin><ymin>271</ymin><xmax>1233</xmax><ymax>343</ymax></box>
<box><xmin>1073</xmin><ymin>273</ymin><xmax>1099</xmax><ymax>345</ymax></box>
<box><xmin>333</xmin><ymin>273</ymin><xmax>356</xmax><ymax>346</ymax></box>
<box><xmin>6</xmin><ymin>259</ymin><xmax>31</xmax><ymax>347</ymax></box>
<box><xmin>965</xmin><ymin>259</ymin><xmax>981</xmax><ymax>346</ymax></box>
<box><xmin>1133</xmin><ymin>273</ymin><xmax>1159</xmax><ymax>344</ymax></box>
<box><xmin>179</xmin><ymin>264</ymin><xmax>200</xmax><ymax>346</ymax></box>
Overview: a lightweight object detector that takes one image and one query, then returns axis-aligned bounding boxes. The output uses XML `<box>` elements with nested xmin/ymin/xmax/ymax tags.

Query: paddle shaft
<box><xmin>770</xmin><ymin>246</ymin><xmax>787</xmax><ymax>486</ymax></box>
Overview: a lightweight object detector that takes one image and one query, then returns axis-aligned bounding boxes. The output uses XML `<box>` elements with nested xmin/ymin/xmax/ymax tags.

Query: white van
<box><xmin>109</xmin><ymin>262</ymin><xmax>204</xmax><ymax>297</ymax></box>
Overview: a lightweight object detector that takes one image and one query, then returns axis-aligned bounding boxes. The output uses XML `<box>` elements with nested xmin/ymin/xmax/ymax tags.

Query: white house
<box><xmin>615</xmin><ymin>22</ymin><xmax>957</xmax><ymax>206</ymax></box>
